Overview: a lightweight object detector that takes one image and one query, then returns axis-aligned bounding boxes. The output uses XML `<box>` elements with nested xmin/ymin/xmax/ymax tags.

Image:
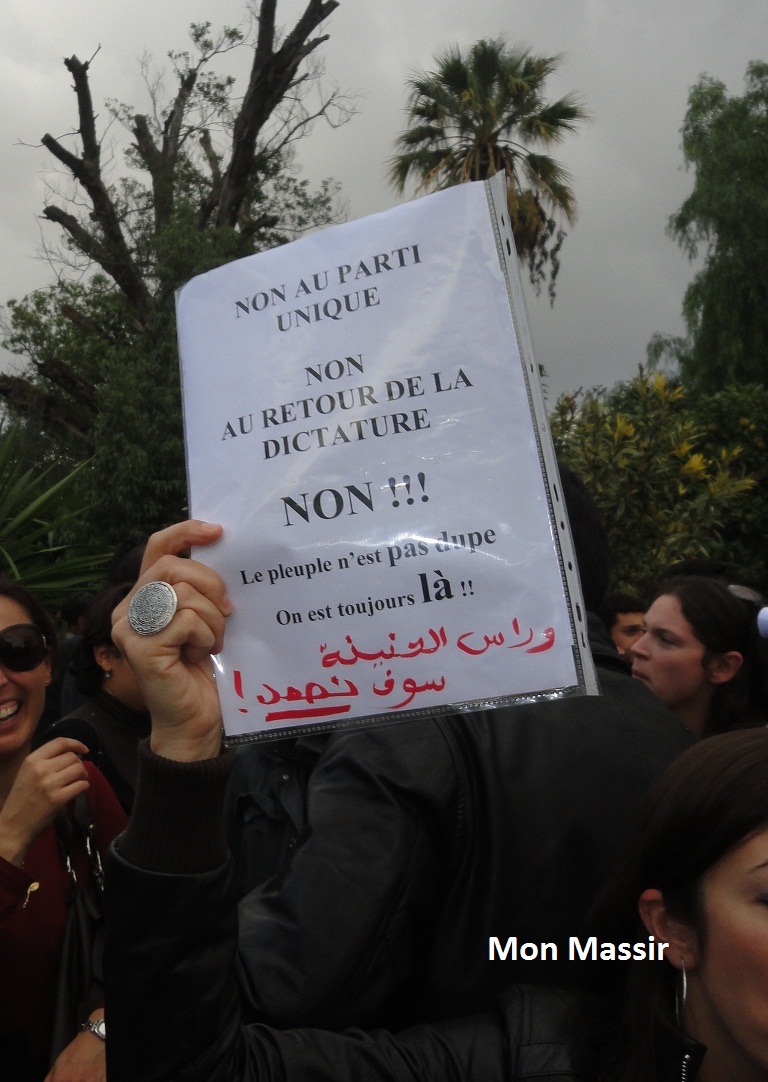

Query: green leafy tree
<box><xmin>0</xmin><ymin>422</ymin><xmax>106</xmax><ymax>607</ymax></box>
<box><xmin>692</xmin><ymin>382</ymin><xmax>768</xmax><ymax>590</ymax></box>
<box><xmin>649</xmin><ymin>61</ymin><xmax>768</xmax><ymax>391</ymax></box>
<box><xmin>1</xmin><ymin>1</ymin><xmax>350</xmax><ymax>542</ymax></box>
<box><xmin>389</xmin><ymin>37</ymin><xmax>588</xmax><ymax>300</ymax></box>
<box><xmin>550</xmin><ymin>370</ymin><xmax>757</xmax><ymax>595</ymax></box>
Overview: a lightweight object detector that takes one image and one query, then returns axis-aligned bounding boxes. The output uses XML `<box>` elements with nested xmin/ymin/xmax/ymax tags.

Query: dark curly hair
<box><xmin>71</xmin><ymin>582</ymin><xmax>132</xmax><ymax>696</ymax></box>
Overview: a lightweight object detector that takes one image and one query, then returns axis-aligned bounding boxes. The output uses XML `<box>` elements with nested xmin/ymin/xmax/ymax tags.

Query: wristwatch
<box><xmin>81</xmin><ymin>1017</ymin><xmax>106</xmax><ymax>1040</ymax></box>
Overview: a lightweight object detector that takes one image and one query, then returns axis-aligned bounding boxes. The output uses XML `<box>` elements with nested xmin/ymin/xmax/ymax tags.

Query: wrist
<box><xmin>0</xmin><ymin>826</ymin><xmax>30</xmax><ymax>868</ymax></box>
<box><xmin>150</xmin><ymin>728</ymin><xmax>222</xmax><ymax>763</ymax></box>
<box><xmin>81</xmin><ymin>1012</ymin><xmax>106</xmax><ymax>1040</ymax></box>
<box><xmin>118</xmin><ymin>740</ymin><xmax>233</xmax><ymax>873</ymax></box>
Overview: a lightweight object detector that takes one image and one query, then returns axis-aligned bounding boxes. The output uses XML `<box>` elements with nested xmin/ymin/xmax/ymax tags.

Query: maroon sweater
<box><xmin>0</xmin><ymin>762</ymin><xmax>126</xmax><ymax>1076</ymax></box>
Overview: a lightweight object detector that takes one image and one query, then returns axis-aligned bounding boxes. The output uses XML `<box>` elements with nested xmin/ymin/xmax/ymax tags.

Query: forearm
<box><xmin>116</xmin><ymin>740</ymin><xmax>234</xmax><ymax>873</ymax></box>
<box><xmin>105</xmin><ymin>741</ymin><xmax>510</xmax><ymax>1082</ymax></box>
<box><xmin>107</xmin><ymin>832</ymin><xmax>508</xmax><ymax>1082</ymax></box>
<box><xmin>106</xmin><ymin>740</ymin><xmax>241</xmax><ymax>1081</ymax></box>
<box><xmin>246</xmin><ymin>1010</ymin><xmax>510</xmax><ymax>1082</ymax></box>
<box><xmin>105</xmin><ymin>523</ymin><xmax>249</xmax><ymax>1078</ymax></box>
<box><xmin>105</xmin><ymin>847</ymin><xmax>244</xmax><ymax>1081</ymax></box>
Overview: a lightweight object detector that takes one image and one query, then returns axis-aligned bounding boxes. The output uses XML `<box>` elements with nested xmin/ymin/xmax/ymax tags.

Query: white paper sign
<box><xmin>177</xmin><ymin>176</ymin><xmax>597</xmax><ymax>742</ymax></box>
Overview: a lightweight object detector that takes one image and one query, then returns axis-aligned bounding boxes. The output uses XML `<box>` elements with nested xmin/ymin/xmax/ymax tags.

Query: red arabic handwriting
<box><xmin>321</xmin><ymin>619</ymin><xmax>555</xmax><ymax>667</ymax></box>
<box><xmin>391</xmin><ymin>675</ymin><xmax>446</xmax><ymax>709</ymax></box>
<box><xmin>371</xmin><ymin>670</ymin><xmax>448</xmax><ymax>709</ymax></box>
<box><xmin>252</xmin><ymin>670</ymin><xmax>447</xmax><ymax>721</ymax></box>
<box><xmin>238</xmin><ymin>616</ymin><xmax>556</xmax><ymax>722</ymax></box>
<box><xmin>321</xmin><ymin>626</ymin><xmax>448</xmax><ymax>667</ymax></box>
<box><xmin>456</xmin><ymin>625</ymin><xmax>555</xmax><ymax>655</ymax></box>
<box><xmin>256</xmin><ymin>675</ymin><xmax>358</xmax><ymax>722</ymax></box>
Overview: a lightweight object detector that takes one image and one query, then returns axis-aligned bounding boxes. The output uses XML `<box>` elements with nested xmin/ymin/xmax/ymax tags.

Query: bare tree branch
<box><xmin>60</xmin><ymin>302</ymin><xmax>119</xmax><ymax>346</ymax></box>
<box><xmin>0</xmin><ymin>375</ymin><xmax>95</xmax><ymax>451</ymax></box>
<box><xmin>41</xmin><ymin>55</ymin><xmax>152</xmax><ymax>325</ymax></box>
<box><xmin>41</xmin><ymin>204</ymin><xmax>148</xmax><ymax>324</ymax></box>
<box><xmin>131</xmin><ymin>68</ymin><xmax>200</xmax><ymax>228</ymax></box>
<box><xmin>1</xmin><ymin>3</ymin><xmax>350</xmax><ymax>530</ymax></box>
<box><xmin>212</xmin><ymin>0</ymin><xmax>339</xmax><ymax>228</ymax></box>
<box><xmin>36</xmin><ymin>356</ymin><xmax>98</xmax><ymax>413</ymax></box>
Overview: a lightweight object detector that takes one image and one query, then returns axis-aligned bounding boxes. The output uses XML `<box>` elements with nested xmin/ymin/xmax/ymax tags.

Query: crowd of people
<box><xmin>2</xmin><ymin>474</ymin><xmax>768</xmax><ymax>1080</ymax></box>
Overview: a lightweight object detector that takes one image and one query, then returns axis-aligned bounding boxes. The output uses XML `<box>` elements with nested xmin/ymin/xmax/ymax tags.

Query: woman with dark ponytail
<box><xmin>631</xmin><ymin>576</ymin><xmax>768</xmax><ymax>736</ymax></box>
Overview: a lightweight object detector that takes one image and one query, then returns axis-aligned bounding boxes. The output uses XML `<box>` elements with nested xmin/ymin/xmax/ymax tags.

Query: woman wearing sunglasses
<box><xmin>631</xmin><ymin>576</ymin><xmax>768</xmax><ymax>737</ymax></box>
<box><xmin>0</xmin><ymin>582</ymin><xmax>126</xmax><ymax>1081</ymax></box>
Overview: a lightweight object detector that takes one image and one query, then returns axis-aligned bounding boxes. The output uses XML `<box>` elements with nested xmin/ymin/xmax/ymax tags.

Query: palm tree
<box><xmin>389</xmin><ymin>38</ymin><xmax>589</xmax><ymax>299</ymax></box>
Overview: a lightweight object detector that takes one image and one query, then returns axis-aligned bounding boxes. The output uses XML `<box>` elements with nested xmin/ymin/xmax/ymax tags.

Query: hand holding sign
<box><xmin>112</xmin><ymin>521</ymin><xmax>233</xmax><ymax>762</ymax></box>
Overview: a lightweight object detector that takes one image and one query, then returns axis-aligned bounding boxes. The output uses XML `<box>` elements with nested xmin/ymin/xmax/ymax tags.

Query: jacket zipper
<box><xmin>681</xmin><ymin>1051</ymin><xmax>693</xmax><ymax>1081</ymax></box>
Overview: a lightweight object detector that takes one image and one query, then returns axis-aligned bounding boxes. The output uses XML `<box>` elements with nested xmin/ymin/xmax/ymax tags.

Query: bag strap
<box><xmin>54</xmin><ymin>792</ymin><xmax>104</xmax><ymax>897</ymax></box>
<box><xmin>72</xmin><ymin>790</ymin><xmax>104</xmax><ymax>895</ymax></box>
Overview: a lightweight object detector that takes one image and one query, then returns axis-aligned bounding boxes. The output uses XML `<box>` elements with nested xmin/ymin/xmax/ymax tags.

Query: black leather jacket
<box><xmin>106</xmin><ymin>830</ymin><xmax>571</xmax><ymax>1080</ymax></box>
<box><xmin>104</xmin><ymin>747</ymin><xmax>707</xmax><ymax>1081</ymax></box>
<box><xmin>227</xmin><ymin>619</ymin><xmax>694</xmax><ymax>1029</ymax></box>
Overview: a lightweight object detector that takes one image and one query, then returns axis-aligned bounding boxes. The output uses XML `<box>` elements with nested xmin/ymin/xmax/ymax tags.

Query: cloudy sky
<box><xmin>1</xmin><ymin>0</ymin><xmax>766</xmax><ymax>401</ymax></box>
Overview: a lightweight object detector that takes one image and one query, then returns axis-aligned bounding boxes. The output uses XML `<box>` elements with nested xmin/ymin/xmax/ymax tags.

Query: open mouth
<box><xmin>0</xmin><ymin>700</ymin><xmax>21</xmax><ymax>724</ymax></box>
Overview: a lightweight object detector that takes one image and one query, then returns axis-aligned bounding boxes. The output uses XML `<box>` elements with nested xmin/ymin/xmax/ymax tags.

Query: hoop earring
<box><xmin>675</xmin><ymin>958</ymin><xmax>687</xmax><ymax>1028</ymax></box>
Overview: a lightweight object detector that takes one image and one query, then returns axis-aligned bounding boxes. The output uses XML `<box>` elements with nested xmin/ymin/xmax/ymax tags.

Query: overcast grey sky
<box><xmin>2</xmin><ymin>0</ymin><xmax>766</xmax><ymax>401</ymax></box>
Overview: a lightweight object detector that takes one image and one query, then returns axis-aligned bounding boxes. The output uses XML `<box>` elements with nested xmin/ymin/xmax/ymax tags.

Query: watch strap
<box><xmin>81</xmin><ymin>1017</ymin><xmax>106</xmax><ymax>1040</ymax></box>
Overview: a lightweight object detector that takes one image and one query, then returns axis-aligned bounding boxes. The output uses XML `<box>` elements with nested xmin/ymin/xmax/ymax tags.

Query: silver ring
<box><xmin>127</xmin><ymin>581</ymin><xmax>178</xmax><ymax>636</ymax></box>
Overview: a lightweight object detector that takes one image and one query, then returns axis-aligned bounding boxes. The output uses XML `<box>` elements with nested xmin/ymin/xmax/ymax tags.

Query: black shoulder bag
<box><xmin>49</xmin><ymin>792</ymin><xmax>105</xmax><ymax>1065</ymax></box>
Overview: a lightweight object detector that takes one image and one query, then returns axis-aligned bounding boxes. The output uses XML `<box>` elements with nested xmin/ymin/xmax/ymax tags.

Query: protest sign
<box><xmin>177</xmin><ymin>174</ymin><xmax>598</xmax><ymax>742</ymax></box>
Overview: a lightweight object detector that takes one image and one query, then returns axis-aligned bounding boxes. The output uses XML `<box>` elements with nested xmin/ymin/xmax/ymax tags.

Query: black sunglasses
<box><xmin>0</xmin><ymin>624</ymin><xmax>49</xmax><ymax>672</ymax></box>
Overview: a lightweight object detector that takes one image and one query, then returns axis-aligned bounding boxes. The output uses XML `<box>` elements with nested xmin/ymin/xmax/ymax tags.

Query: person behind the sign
<box><xmin>52</xmin><ymin>584</ymin><xmax>151</xmax><ymax>814</ymax></box>
<box><xmin>53</xmin><ymin>536</ymin><xmax>148</xmax><ymax>725</ymax></box>
<box><xmin>223</xmin><ymin>471</ymin><xmax>693</xmax><ymax>1032</ymax></box>
<box><xmin>127</xmin><ymin>475</ymin><xmax>693</xmax><ymax>1038</ymax></box>
<box><xmin>105</xmin><ymin>544</ymin><xmax>768</xmax><ymax>1079</ymax></box>
<box><xmin>631</xmin><ymin>575</ymin><xmax>768</xmax><ymax>738</ymax></box>
<box><xmin>0</xmin><ymin>581</ymin><xmax>126</xmax><ymax>1082</ymax></box>
<box><xmin>44</xmin><ymin>589</ymin><xmax>94</xmax><ymax>722</ymax></box>
<box><xmin>600</xmin><ymin>592</ymin><xmax>646</xmax><ymax>658</ymax></box>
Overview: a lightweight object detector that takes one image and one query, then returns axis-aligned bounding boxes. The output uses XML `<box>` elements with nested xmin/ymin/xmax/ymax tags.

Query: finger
<box><xmin>48</xmin><ymin>777</ymin><xmax>90</xmax><ymax>811</ymax></box>
<box><xmin>114</xmin><ymin>557</ymin><xmax>232</xmax><ymax>643</ymax></box>
<box><xmin>141</xmin><ymin>555</ymin><xmax>231</xmax><ymax>615</ymax></box>
<box><xmin>28</xmin><ymin>756</ymin><xmax>89</xmax><ymax>798</ymax></box>
<box><xmin>29</xmin><ymin>738</ymin><xmax>89</xmax><ymax>761</ymax></box>
<box><xmin>129</xmin><ymin>597</ymin><xmax>225</xmax><ymax>661</ymax></box>
<box><xmin>170</xmin><ymin>586</ymin><xmax>228</xmax><ymax>657</ymax></box>
<box><xmin>113</xmin><ymin>577</ymin><xmax>229</xmax><ymax>659</ymax></box>
<box><xmin>140</xmin><ymin>520</ymin><xmax>224</xmax><ymax>575</ymax></box>
<box><xmin>50</xmin><ymin>761</ymin><xmax>90</xmax><ymax>787</ymax></box>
